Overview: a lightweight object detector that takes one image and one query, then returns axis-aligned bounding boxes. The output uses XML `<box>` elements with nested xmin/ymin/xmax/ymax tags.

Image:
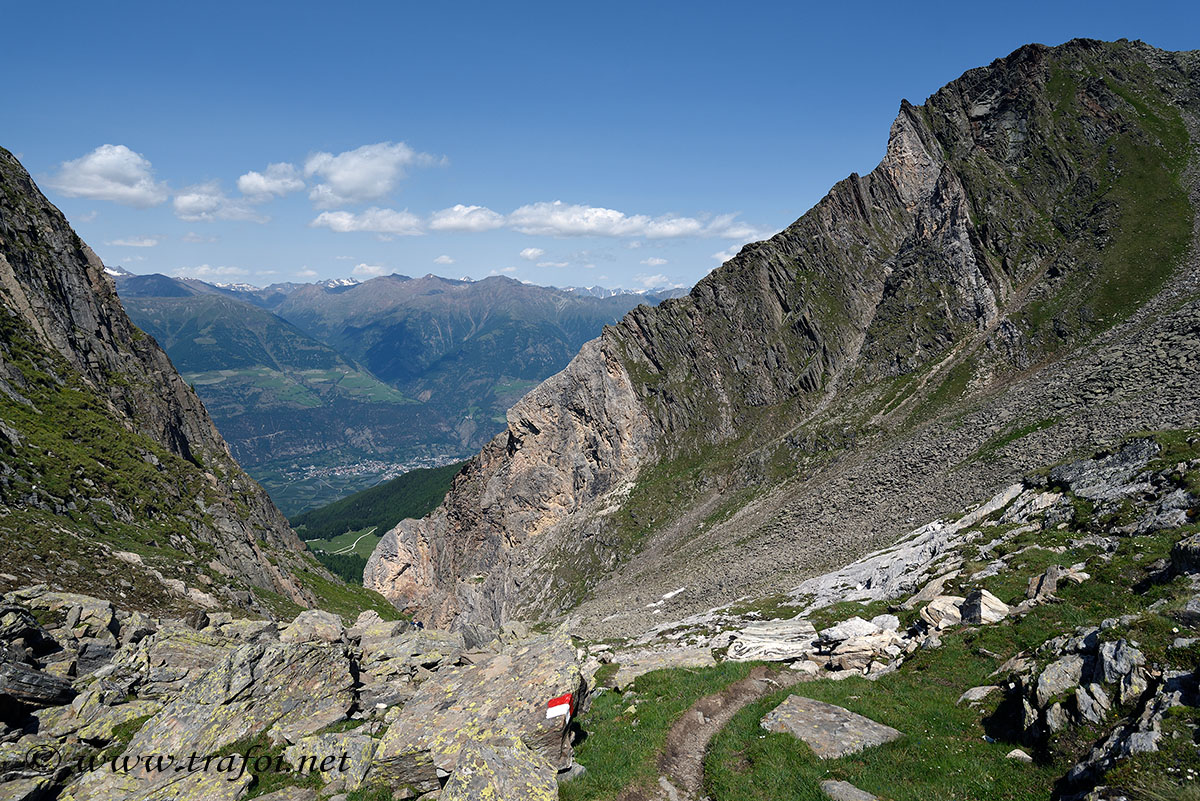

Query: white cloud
<box><xmin>174</xmin><ymin>182</ymin><xmax>268</xmax><ymax>223</ymax></box>
<box><xmin>47</xmin><ymin>144</ymin><xmax>168</xmax><ymax>207</ymax></box>
<box><xmin>519</xmin><ymin>247</ymin><xmax>545</xmax><ymax>261</ymax></box>
<box><xmin>499</xmin><ymin>266</ymin><xmax>518</xmax><ymax>273</ymax></box>
<box><xmin>425</xmin><ymin>200</ymin><xmax>768</xmax><ymax>241</ymax></box>
<box><xmin>429</xmin><ymin>204</ymin><xmax>505</xmax><ymax>232</ymax></box>
<box><xmin>352</xmin><ymin>263</ymin><xmax>387</xmax><ymax>277</ymax></box>
<box><xmin>237</xmin><ymin>162</ymin><xmax>304</xmax><ymax>198</ymax></box>
<box><xmin>106</xmin><ymin>236</ymin><xmax>158</xmax><ymax>248</ymax></box>
<box><xmin>704</xmin><ymin>214</ymin><xmax>771</xmax><ymax>240</ymax></box>
<box><xmin>433</xmin><ymin>255</ymin><xmax>455</xmax><ymax>265</ymax></box>
<box><xmin>76</xmin><ymin>210</ymin><xmax>99</xmax><ymax>223</ymax></box>
<box><xmin>309</xmin><ymin>207</ymin><xmax>423</xmax><ymax>235</ymax></box>
<box><xmin>172</xmin><ymin>264</ymin><xmax>245</xmax><ymax>278</ymax></box>
<box><xmin>505</xmin><ymin>201</ymin><xmax>762</xmax><ymax>239</ymax></box>
<box><xmin>182</xmin><ymin>231</ymin><xmax>217</xmax><ymax>243</ymax></box>
<box><xmin>634</xmin><ymin>273</ymin><xmax>678</xmax><ymax>289</ymax></box>
<box><xmin>536</xmin><ymin>261</ymin><xmax>568</xmax><ymax>268</ymax></box>
<box><xmin>304</xmin><ymin>142</ymin><xmax>441</xmax><ymax>207</ymax></box>
<box><xmin>296</xmin><ymin>268</ymin><xmax>318</xmax><ymax>278</ymax></box>
<box><xmin>506</xmin><ymin>201</ymin><xmax>705</xmax><ymax>238</ymax></box>
<box><xmin>640</xmin><ymin>257</ymin><xmax>668</xmax><ymax>266</ymax></box>
<box><xmin>711</xmin><ymin>247</ymin><xmax>739</xmax><ymax>263</ymax></box>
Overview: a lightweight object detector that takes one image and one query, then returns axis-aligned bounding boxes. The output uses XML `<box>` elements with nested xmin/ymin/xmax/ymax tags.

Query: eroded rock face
<box><xmin>365</xmin><ymin>336</ymin><xmax>656</xmax><ymax>627</ymax></box>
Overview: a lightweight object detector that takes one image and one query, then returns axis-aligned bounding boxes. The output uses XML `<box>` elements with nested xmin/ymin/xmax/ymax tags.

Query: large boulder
<box><xmin>60</xmin><ymin>641</ymin><xmax>354</xmax><ymax>800</ymax></box>
<box><xmin>1172</xmin><ymin>532</ymin><xmax>1200</xmax><ymax>574</ymax></box>
<box><xmin>368</xmin><ymin>631</ymin><xmax>584</xmax><ymax>791</ymax></box>
<box><xmin>961</xmin><ymin>589</ymin><xmax>1009</xmax><ymax>624</ymax></box>
<box><xmin>728</xmin><ymin>618</ymin><xmax>817</xmax><ymax>662</ymax></box>
<box><xmin>440</xmin><ymin>730</ymin><xmax>558</xmax><ymax>801</ymax></box>
<box><xmin>0</xmin><ymin>658</ymin><xmax>75</xmax><ymax>708</ymax></box>
<box><xmin>761</xmin><ymin>695</ymin><xmax>902</xmax><ymax>758</ymax></box>
<box><xmin>919</xmin><ymin>596</ymin><xmax>965</xmax><ymax>630</ymax></box>
<box><xmin>1095</xmin><ymin>640</ymin><xmax>1145</xmax><ymax>686</ymax></box>
<box><xmin>1047</xmin><ymin>439</ymin><xmax>1158</xmax><ymax>501</ymax></box>
<box><xmin>284</xmin><ymin>731</ymin><xmax>377</xmax><ymax>794</ymax></box>
<box><xmin>112</xmin><ymin>628</ymin><xmax>240</xmax><ymax>699</ymax></box>
<box><xmin>818</xmin><ymin>617</ymin><xmax>880</xmax><ymax>643</ymax></box>
<box><xmin>1036</xmin><ymin>654</ymin><xmax>1086</xmax><ymax>708</ymax></box>
<box><xmin>280</xmin><ymin>610</ymin><xmax>344</xmax><ymax>644</ymax></box>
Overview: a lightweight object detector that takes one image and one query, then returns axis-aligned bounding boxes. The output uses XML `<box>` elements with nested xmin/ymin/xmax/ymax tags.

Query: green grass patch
<box><xmin>561</xmin><ymin>661</ymin><xmax>761</xmax><ymax>801</ymax></box>
<box><xmin>290</xmin><ymin>462</ymin><xmax>463</xmax><ymax>539</ymax></box>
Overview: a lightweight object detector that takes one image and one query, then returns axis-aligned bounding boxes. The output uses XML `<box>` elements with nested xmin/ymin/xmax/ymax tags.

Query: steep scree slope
<box><xmin>366</xmin><ymin>39</ymin><xmax>1200</xmax><ymax>635</ymax></box>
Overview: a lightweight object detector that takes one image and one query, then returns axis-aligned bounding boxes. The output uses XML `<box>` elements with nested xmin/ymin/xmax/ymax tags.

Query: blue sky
<box><xmin>3</xmin><ymin>1</ymin><xmax>1197</xmax><ymax>290</ymax></box>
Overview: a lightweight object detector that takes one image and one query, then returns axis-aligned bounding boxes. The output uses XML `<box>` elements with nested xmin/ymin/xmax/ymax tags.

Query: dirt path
<box><xmin>616</xmin><ymin>666</ymin><xmax>805</xmax><ymax>801</ymax></box>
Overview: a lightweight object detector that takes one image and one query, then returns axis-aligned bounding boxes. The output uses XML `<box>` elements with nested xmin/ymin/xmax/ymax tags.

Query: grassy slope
<box><xmin>0</xmin><ymin>307</ymin><xmax>402</xmax><ymax>622</ymax></box>
<box><xmin>290</xmin><ymin>462</ymin><xmax>463</xmax><ymax>583</ymax></box>
<box><xmin>564</xmin><ymin>431</ymin><xmax>1200</xmax><ymax>801</ymax></box>
<box><xmin>290</xmin><ymin>462</ymin><xmax>464</xmax><ymax>540</ymax></box>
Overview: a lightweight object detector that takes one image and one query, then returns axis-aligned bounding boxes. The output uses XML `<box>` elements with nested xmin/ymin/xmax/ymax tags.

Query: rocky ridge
<box><xmin>367</xmin><ymin>39</ymin><xmax>1200</xmax><ymax>636</ymax></box>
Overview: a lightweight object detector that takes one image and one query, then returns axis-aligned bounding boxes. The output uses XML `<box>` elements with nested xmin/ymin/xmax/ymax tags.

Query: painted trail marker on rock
<box><xmin>546</xmin><ymin>692</ymin><xmax>573</xmax><ymax>719</ymax></box>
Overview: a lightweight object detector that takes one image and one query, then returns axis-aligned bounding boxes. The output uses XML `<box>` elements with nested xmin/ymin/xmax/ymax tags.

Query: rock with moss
<box><xmin>60</xmin><ymin>640</ymin><xmax>353</xmax><ymax>800</ymax></box>
<box><xmin>368</xmin><ymin>631</ymin><xmax>584</xmax><ymax>789</ymax></box>
<box><xmin>279</xmin><ymin>610</ymin><xmax>344</xmax><ymax>644</ymax></box>
<box><xmin>284</xmin><ymin>730</ymin><xmax>376</xmax><ymax>793</ymax></box>
<box><xmin>439</xmin><ymin>729</ymin><xmax>558</xmax><ymax>801</ymax></box>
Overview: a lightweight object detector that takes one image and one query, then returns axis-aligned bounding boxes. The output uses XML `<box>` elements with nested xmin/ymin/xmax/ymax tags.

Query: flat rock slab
<box><xmin>761</xmin><ymin>695</ymin><xmax>902</xmax><ymax>759</ymax></box>
<box><xmin>613</xmin><ymin>648</ymin><xmax>716</xmax><ymax>689</ymax></box>
<box><xmin>821</xmin><ymin>779</ymin><xmax>879</xmax><ymax>800</ymax></box>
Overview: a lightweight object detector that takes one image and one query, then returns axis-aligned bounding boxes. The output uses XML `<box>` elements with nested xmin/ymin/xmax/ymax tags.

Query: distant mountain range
<box><xmin>113</xmin><ymin>270</ymin><xmax>684</xmax><ymax>513</ymax></box>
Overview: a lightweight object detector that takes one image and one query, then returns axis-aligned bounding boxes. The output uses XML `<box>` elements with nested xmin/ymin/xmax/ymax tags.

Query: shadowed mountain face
<box><xmin>363</xmin><ymin>39</ymin><xmax>1200</xmax><ymax>635</ymax></box>
<box><xmin>116</xmin><ymin>272</ymin><xmax>677</xmax><ymax>514</ymax></box>
<box><xmin>0</xmin><ymin>147</ymin><xmax>358</xmax><ymax>615</ymax></box>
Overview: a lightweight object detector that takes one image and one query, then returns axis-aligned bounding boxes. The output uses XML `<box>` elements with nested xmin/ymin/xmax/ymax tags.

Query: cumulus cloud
<box><xmin>76</xmin><ymin>210</ymin><xmax>99</xmax><ymax>223</ymax></box>
<box><xmin>309</xmin><ymin>207</ymin><xmax>423</xmax><ymax>235</ymax></box>
<box><xmin>237</xmin><ymin>162</ymin><xmax>304</xmax><ymax>198</ymax></box>
<box><xmin>519</xmin><ymin>247</ymin><xmax>545</xmax><ymax>261</ymax></box>
<box><xmin>429</xmin><ymin>204</ymin><xmax>505</xmax><ymax>232</ymax></box>
<box><xmin>504</xmin><ymin>201</ymin><xmax>764</xmax><ymax>239</ymax></box>
<box><xmin>537</xmin><ymin>261</ymin><xmax>568</xmax><ymax>268</ymax></box>
<box><xmin>171</xmin><ymin>264</ymin><xmax>245</xmax><ymax>278</ymax></box>
<box><xmin>106</xmin><ymin>237</ymin><xmax>158</xmax><ymax>248</ymax></box>
<box><xmin>505</xmin><ymin>201</ymin><xmax>702</xmax><ymax>238</ymax></box>
<box><xmin>304</xmin><ymin>142</ymin><xmax>442</xmax><ymax>207</ymax></box>
<box><xmin>46</xmin><ymin>144</ymin><xmax>168</xmax><ymax>207</ymax></box>
<box><xmin>352</xmin><ymin>263</ymin><xmax>387</xmax><ymax>277</ymax></box>
<box><xmin>182</xmin><ymin>231</ymin><xmax>217</xmax><ymax>243</ymax></box>
<box><xmin>634</xmin><ymin>273</ymin><xmax>671</xmax><ymax>288</ymax></box>
<box><xmin>711</xmin><ymin>247</ymin><xmax>740</xmax><ymax>263</ymax></box>
<box><xmin>174</xmin><ymin>182</ymin><xmax>268</xmax><ymax>223</ymax></box>
<box><xmin>433</xmin><ymin>255</ymin><xmax>455</xmax><ymax>265</ymax></box>
<box><xmin>640</xmin><ymin>256</ymin><xmax>668</xmax><ymax>266</ymax></box>
<box><xmin>296</xmin><ymin>268</ymin><xmax>318</xmax><ymax>278</ymax></box>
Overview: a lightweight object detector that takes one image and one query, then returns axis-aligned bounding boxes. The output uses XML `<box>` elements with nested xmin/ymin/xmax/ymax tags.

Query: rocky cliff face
<box><xmin>366</xmin><ymin>39</ymin><xmax>1200</xmax><ymax>634</ymax></box>
<box><xmin>0</xmin><ymin>147</ymin><xmax>328</xmax><ymax>614</ymax></box>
